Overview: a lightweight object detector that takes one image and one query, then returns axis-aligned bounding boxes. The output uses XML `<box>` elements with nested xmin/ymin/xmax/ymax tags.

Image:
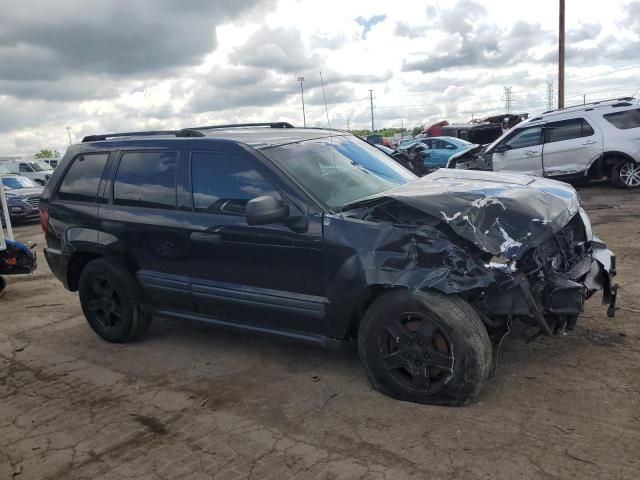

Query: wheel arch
<box><xmin>344</xmin><ymin>285</ymin><xmax>410</xmax><ymax>340</ymax></box>
<box><xmin>67</xmin><ymin>251</ymin><xmax>103</xmax><ymax>291</ymax></box>
<box><xmin>588</xmin><ymin>152</ymin><xmax>636</xmax><ymax>178</ymax></box>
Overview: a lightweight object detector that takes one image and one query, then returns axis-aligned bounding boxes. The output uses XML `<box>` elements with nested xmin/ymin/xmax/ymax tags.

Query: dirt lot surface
<box><xmin>1</xmin><ymin>183</ymin><xmax>639</xmax><ymax>480</ymax></box>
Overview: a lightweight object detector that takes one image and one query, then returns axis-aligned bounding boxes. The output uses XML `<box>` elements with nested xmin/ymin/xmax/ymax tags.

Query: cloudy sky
<box><xmin>1</xmin><ymin>0</ymin><xmax>639</xmax><ymax>156</ymax></box>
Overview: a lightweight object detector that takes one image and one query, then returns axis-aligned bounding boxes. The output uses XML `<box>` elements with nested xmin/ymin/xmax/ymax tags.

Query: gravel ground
<box><xmin>0</xmin><ymin>182</ymin><xmax>639</xmax><ymax>480</ymax></box>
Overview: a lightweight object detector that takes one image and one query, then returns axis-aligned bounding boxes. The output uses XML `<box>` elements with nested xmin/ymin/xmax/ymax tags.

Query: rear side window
<box><xmin>545</xmin><ymin>118</ymin><xmax>594</xmax><ymax>143</ymax></box>
<box><xmin>191</xmin><ymin>151</ymin><xmax>277</xmax><ymax>215</ymax></box>
<box><xmin>113</xmin><ymin>151</ymin><xmax>177</xmax><ymax>209</ymax></box>
<box><xmin>603</xmin><ymin>108</ymin><xmax>640</xmax><ymax>129</ymax></box>
<box><xmin>57</xmin><ymin>153</ymin><xmax>109</xmax><ymax>202</ymax></box>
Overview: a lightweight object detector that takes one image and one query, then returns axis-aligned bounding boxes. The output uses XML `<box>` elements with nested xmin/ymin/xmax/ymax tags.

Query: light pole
<box><xmin>558</xmin><ymin>0</ymin><xmax>565</xmax><ymax>109</ymax></box>
<box><xmin>65</xmin><ymin>126</ymin><xmax>72</xmax><ymax>145</ymax></box>
<box><xmin>297</xmin><ymin>76</ymin><xmax>306</xmax><ymax>127</ymax></box>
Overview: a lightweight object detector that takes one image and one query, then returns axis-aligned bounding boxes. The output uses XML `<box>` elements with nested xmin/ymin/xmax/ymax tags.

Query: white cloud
<box><xmin>0</xmin><ymin>0</ymin><xmax>639</xmax><ymax>156</ymax></box>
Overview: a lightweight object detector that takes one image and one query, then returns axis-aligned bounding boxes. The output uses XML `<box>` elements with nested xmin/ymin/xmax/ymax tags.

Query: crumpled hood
<box><xmin>371</xmin><ymin>169</ymin><xmax>580</xmax><ymax>259</ymax></box>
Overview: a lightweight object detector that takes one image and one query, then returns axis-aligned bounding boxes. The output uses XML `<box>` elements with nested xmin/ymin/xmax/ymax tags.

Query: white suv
<box><xmin>1</xmin><ymin>159</ymin><xmax>54</xmax><ymax>185</ymax></box>
<box><xmin>448</xmin><ymin>97</ymin><xmax>640</xmax><ymax>188</ymax></box>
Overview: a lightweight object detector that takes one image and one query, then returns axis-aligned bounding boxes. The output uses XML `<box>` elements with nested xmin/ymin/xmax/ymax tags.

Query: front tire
<box><xmin>78</xmin><ymin>258</ymin><xmax>151</xmax><ymax>342</ymax></box>
<box><xmin>358</xmin><ymin>289</ymin><xmax>492</xmax><ymax>406</ymax></box>
<box><xmin>611</xmin><ymin>160</ymin><xmax>640</xmax><ymax>188</ymax></box>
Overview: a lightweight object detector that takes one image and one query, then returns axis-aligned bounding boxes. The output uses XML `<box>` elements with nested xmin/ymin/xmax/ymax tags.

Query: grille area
<box><xmin>25</xmin><ymin>197</ymin><xmax>40</xmax><ymax>209</ymax></box>
<box><xmin>538</xmin><ymin>217</ymin><xmax>586</xmax><ymax>272</ymax></box>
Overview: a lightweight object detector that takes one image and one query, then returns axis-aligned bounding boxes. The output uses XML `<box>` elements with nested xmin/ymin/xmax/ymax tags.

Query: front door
<box><xmin>491</xmin><ymin>125</ymin><xmax>544</xmax><ymax>175</ymax></box>
<box><xmin>183</xmin><ymin>149</ymin><xmax>326</xmax><ymax>335</ymax></box>
<box><xmin>542</xmin><ymin>117</ymin><xmax>602</xmax><ymax>177</ymax></box>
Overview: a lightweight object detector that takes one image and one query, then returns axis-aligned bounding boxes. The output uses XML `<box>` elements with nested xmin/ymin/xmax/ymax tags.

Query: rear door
<box><xmin>541</xmin><ymin>117</ymin><xmax>602</xmax><ymax>177</ymax></box>
<box><xmin>183</xmin><ymin>148</ymin><xmax>326</xmax><ymax>335</ymax></box>
<box><xmin>99</xmin><ymin>149</ymin><xmax>193</xmax><ymax>312</ymax></box>
<box><xmin>491</xmin><ymin>125</ymin><xmax>544</xmax><ymax>175</ymax></box>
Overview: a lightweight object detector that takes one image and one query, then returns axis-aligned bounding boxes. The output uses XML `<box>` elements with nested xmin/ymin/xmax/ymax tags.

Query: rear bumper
<box><xmin>43</xmin><ymin>247</ymin><xmax>71</xmax><ymax>289</ymax></box>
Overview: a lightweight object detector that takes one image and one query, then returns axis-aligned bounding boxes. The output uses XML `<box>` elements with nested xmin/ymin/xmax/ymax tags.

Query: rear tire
<box><xmin>78</xmin><ymin>258</ymin><xmax>151</xmax><ymax>342</ymax></box>
<box><xmin>611</xmin><ymin>160</ymin><xmax>640</xmax><ymax>188</ymax></box>
<box><xmin>358</xmin><ymin>289</ymin><xmax>492</xmax><ymax>406</ymax></box>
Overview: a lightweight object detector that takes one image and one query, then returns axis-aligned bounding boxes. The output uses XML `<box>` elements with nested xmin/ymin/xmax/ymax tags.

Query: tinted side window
<box><xmin>504</xmin><ymin>127</ymin><xmax>543</xmax><ymax>149</ymax></box>
<box><xmin>113</xmin><ymin>151</ymin><xmax>177</xmax><ymax>209</ymax></box>
<box><xmin>545</xmin><ymin>118</ymin><xmax>594</xmax><ymax>143</ymax></box>
<box><xmin>57</xmin><ymin>153</ymin><xmax>109</xmax><ymax>202</ymax></box>
<box><xmin>19</xmin><ymin>163</ymin><xmax>30</xmax><ymax>173</ymax></box>
<box><xmin>191</xmin><ymin>151</ymin><xmax>277</xmax><ymax>215</ymax></box>
<box><xmin>603</xmin><ymin>108</ymin><xmax>640</xmax><ymax>129</ymax></box>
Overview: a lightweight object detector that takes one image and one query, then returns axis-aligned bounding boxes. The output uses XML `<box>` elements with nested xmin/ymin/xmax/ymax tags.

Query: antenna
<box><xmin>319</xmin><ymin>71</ymin><xmax>339</xmax><ymax>185</ymax></box>
<box><xmin>319</xmin><ymin>71</ymin><xmax>331</xmax><ymax>129</ymax></box>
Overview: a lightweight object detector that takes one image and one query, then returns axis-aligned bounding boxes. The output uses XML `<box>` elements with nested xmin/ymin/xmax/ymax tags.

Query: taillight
<box><xmin>39</xmin><ymin>206</ymin><xmax>49</xmax><ymax>233</ymax></box>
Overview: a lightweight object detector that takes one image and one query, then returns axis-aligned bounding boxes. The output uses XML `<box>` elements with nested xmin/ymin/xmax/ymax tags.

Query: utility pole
<box><xmin>369</xmin><ymin>90</ymin><xmax>375</xmax><ymax>133</ymax></box>
<box><xmin>547</xmin><ymin>81</ymin><xmax>554</xmax><ymax>110</ymax></box>
<box><xmin>583</xmin><ymin>94</ymin><xmax>586</xmax><ymax>105</ymax></box>
<box><xmin>346</xmin><ymin>117</ymin><xmax>351</xmax><ymax>132</ymax></box>
<box><xmin>297</xmin><ymin>76</ymin><xmax>306</xmax><ymax>127</ymax></box>
<box><xmin>558</xmin><ymin>0</ymin><xmax>565</xmax><ymax>109</ymax></box>
<box><xmin>504</xmin><ymin>87</ymin><xmax>513</xmax><ymax>114</ymax></box>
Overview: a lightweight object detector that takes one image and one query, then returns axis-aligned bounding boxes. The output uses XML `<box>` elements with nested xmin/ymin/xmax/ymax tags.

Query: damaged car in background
<box><xmin>42</xmin><ymin>124</ymin><xmax>617</xmax><ymax>407</ymax></box>
<box><xmin>448</xmin><ymin>97</ymin><xmax>640</xmax><ymax>188</ymax></box>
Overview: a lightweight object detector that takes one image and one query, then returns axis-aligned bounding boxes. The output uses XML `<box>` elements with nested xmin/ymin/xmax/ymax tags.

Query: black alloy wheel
<box><xmin>78</xmin><ymin>258</ymin><xmax>152</xmax><ymax>342</ymax></box>
<box><xmin>380</xmin><ymin>313</ymin><xmax>454</xmax><ymax>395</ymax></box>
<box><xmin>358</xmin><ymin>289</ymin><xmax>492</xmax><ymax>406</ymax></box>
<box><xmin>86</xmin><ymin>276</ymin><xmax>125</xmax><ymax>330</ymax></box>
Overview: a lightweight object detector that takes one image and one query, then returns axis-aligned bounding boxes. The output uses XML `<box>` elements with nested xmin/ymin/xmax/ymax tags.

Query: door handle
<box><xmin>582</xmin><ymin>140</ymin><xmax>597</xmax><ymax>145</ymax></box>
<box><xmin>189</xmin><ymin>232</ymin><xmax>222</xmax><ymax>245</ymax></box>
<box><xmin>525</xmin><ymin>150</ymin><xmax>538</xmax><ymax>156</ymax></box>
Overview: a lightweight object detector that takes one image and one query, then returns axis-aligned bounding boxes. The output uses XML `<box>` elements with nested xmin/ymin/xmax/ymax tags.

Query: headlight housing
<box><xmin>578</xmin><ymin>207</ymin><xmax>593</xmax><ymax>241</ymax></box>
<box><xmin>485</xmin><ymin>255</ymin><xmax>517</xmax><ymax>273</ymax></box>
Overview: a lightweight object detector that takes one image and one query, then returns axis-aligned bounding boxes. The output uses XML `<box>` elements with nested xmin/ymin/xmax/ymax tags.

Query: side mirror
<box><xmin>494</xmin><ymin>144</ymin><xmax>509</xmax><ymax>153</ymax></box>
<box><xmin>246</xmin><ymin>195</ymin><xmax>289</xmax><ymax>226</ymax></box>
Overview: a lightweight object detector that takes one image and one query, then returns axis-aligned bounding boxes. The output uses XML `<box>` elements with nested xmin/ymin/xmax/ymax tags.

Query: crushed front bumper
<box><xmin>481</xmin><ymin>240</ymin><xmax>617</xmax><ymax>336</ymax></box>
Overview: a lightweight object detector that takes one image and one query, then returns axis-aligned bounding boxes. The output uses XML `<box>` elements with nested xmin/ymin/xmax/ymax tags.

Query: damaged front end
<box><xmin>338</xmin><ymin>169</ymin><xmax>617</xmax><ymax>337</ymax></box>
<box><xmin>446</xmin><ymin>144</ymin><xmax>492</xmax><ymax>171</ymax></box>
<box><xmin>476</xmin><ymin>212</ymin><xmax>617</xmax><ymax>336</ymax></box>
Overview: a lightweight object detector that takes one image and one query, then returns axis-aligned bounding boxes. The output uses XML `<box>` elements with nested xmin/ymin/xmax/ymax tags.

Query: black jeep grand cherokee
<box><xmin>40</xmin><ymin>123</ymin><xmax>617</xmax><ymax>406</ymax></box>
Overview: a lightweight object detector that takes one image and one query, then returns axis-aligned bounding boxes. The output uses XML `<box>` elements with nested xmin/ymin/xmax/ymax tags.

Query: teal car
<box><xmin>418</xmin><ymin>136</ymin><xmax>476</xmax><ymax>169</ymax></box>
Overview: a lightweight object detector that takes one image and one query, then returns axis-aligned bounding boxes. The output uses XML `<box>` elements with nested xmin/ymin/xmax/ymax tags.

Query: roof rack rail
<box><xmin>190</xmin><ymin>122</ymin><xmax>295</xmax><ymax>131</ymax></box>
<box><xmin>541</xmin><ymin>96</ymin><xmax>635</xmax><ymax>115</ymax></box>
<box><xmin>82</xmin><ymin>128</ymin><xmax>205</xmax><ymax>143</ymax></box>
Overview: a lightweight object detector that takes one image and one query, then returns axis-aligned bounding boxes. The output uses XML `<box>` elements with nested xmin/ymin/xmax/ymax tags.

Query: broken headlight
<box><xmin>485</xmin><ymin>255</ymin><xmax>517</xmax><ymax>273</ymax></box>
<box><xmin>578</xmin><ymin>207</ymin><xmax>593</xmax><ymax>241</ymax></box>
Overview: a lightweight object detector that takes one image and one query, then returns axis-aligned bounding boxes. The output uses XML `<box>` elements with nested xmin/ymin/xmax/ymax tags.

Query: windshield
<box><xmin>29</xmin><ymin>161</ymin><xmax>53</xmax><ymax>172</ymax></box>
<box><xmin>2</xmin><ymin>176</ymin><xmax>38</xmax><ymax>189</ymax></box>
<box><xmin>262</xmin><ymin>135</ymin><xmax>416</xmax><ymax>209</ymax></box>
